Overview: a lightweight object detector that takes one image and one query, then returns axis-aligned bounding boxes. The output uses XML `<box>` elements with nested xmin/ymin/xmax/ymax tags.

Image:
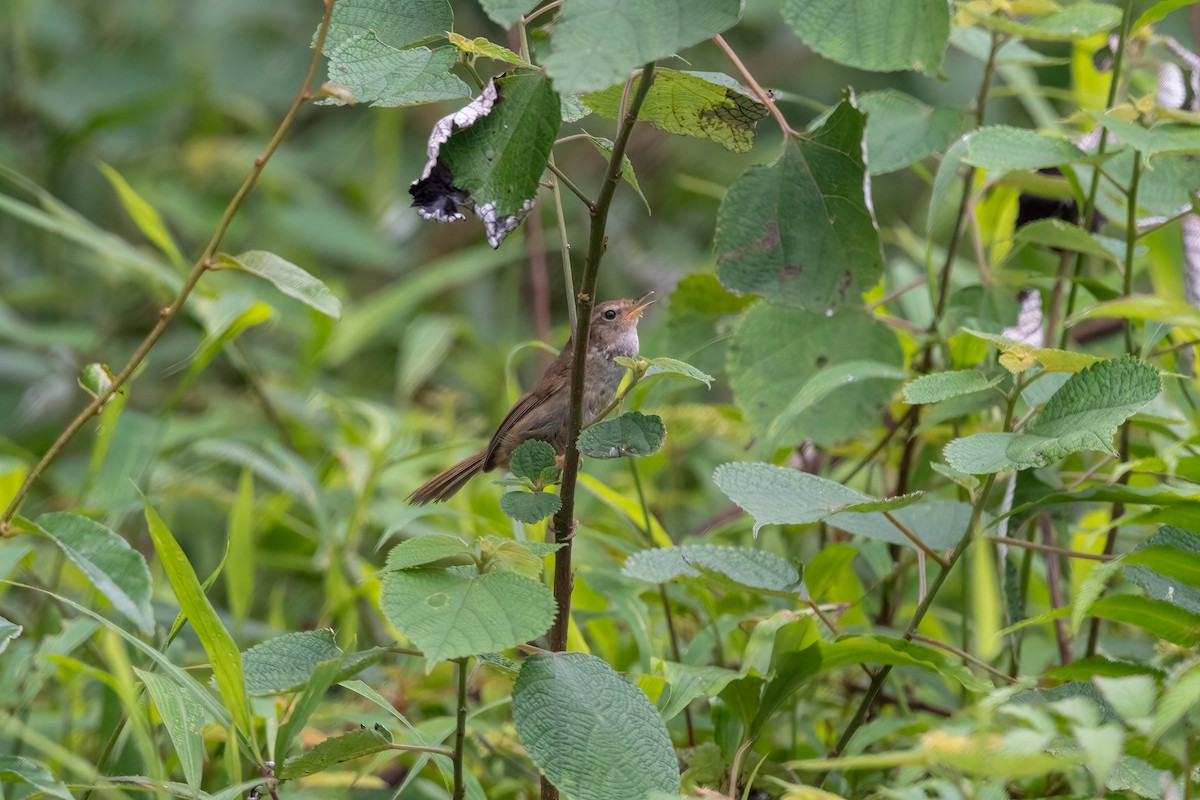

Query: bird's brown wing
<box><xmin>482</xmin><ymin>348</ymin><xmax>573</xmax><ymax>470</ymax></box>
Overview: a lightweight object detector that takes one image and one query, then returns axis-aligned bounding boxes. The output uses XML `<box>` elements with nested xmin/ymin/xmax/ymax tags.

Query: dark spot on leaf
<box><xmin>815</xmin><ymin>356</ymin><xmax>828</xmax><ymax>368</ymax></box>
<box><xmin>780</xmin><ymin>265</ymin><xmax>802</xmax><ymax>278</ymax></box>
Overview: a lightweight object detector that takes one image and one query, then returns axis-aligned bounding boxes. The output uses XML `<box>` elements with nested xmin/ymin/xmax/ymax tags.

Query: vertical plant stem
<box><xmin>1038</xmin><ymin>514</ymin><xmax>1073</xmax><ymax>664</ymax></box>
<box><xmin>453</xmin><ymin>657</ymin><xmax>467</xmax><ymax>800</ymax></box>
<box><xmin>548</xmin><ymin>153</ymin><xmax>577</xmax><ymax>336</ymax></box>
<box><xmin>524</xmin><ymin>204</ymin><xmax>553</xmax><ymax>369</ymax></box>
<box><xmin>541</xmin><ymin>64</ymin><xmax>655</xmax><ymax>800</ymax></box>
<box><xmin>0</xmin><ymin>0</ymin><xmax>337</xmax><ymax>532</ymax></box>
<box><xmin>1059</xmin><ymin>0</ymin><xmax>1136</xmax><ymax>346</ymax></box>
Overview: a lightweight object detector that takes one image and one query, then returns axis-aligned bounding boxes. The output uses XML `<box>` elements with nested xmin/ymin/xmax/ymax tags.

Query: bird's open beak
<box><xmin>625</xmin><ymin>292</ymin><xmax>656</xmax><ymax>320</ymax></box>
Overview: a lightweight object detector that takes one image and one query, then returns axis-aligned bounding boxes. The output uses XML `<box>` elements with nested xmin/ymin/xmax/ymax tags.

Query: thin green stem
<box><xmin>547</xmin><ymin>154</ymin><xmax>577</xmax><ymax>336</ymax></box>
<box><xmin>0</xmin><ymin>0</ymin><xmax>337</xmax><ymax>532</ymax></box>
<box><xmin>453</xmin><ymin>657</ymin><xmax>468</xmax><ymax>800</ymax></box>
<box><xmin>545</xmin><ymin>160</ymin><xmax>595</xmax><ymax>212</ymax></box>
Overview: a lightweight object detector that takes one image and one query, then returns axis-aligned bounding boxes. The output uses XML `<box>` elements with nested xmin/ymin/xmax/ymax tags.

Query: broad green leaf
<box><xmin>1093</xmin><ymin>674</ymin><xmax>1161</xmax><ymax>724</ymax></box>
<box><xmin>137</xmin><ymin>669</ymin><xmax>206</xmax><ymax>789</ymax></box>
<box><xmin>542</xmin><ymin>0</ymin><xmax>741</xmax><ymax>94</ymax></box>
<box><xmin>858</xmin><ymin>89</ymin><xmax>965</xmax><ymax>174</ymax></box>
<box><xmin>943</xmin><ymin>356</ymin><xmax>1161</xmax><ymax>474</ymax></box>
<box><xmin>384</xmin><ymin>535</ymin><xmax>475</xmax><ymax>572</ymax></box>
<box><xmin>971</xmin><ymin>3</ymin><xmax>1123</xmax><ymax>40</ymax></box>
<box><xmin>0</xmin><ymin>756</ymin><xmax>73</xmax><ymax>800</ymax></box>
<box><xmin>1089</xmin><ymin>594</ymin><xmax>1200</xmax><ymax>646</ymax></box>
<box><xmin>903</xmin><ymin>370</ymin><xmax>998</xmax><ymax>404</ymax></box>
<box><xmin>658</xmin><ymin>662</ymin><xmax>741</xmax><ymax>721</ymax></box>
<box><xmin>0</xmin><ymin>615</ymin><xmax>20</xmax><ymax>655</ymax></box>
<box><xmin>749</xmin><ymin>645</ymin><xmax>822</xmax><ymax>737</ymax></box>
<box><xmin>278</xmin><ymin>724</ymin><xmax>393</xmax><ymax>780</ymax></box>
<box><xmin>781</xmin><ymin>0</ymin><xmax>949</xmax><ymax>74</ymax></box>
<box><xmin>379</xmin><ymin>568</ymin><xmax>556</xmax><ymax>667</ymax></box>
<box><xmin>963</xmin><ymin>126</ymin><xmax>1086</xmax><ymax>171</ymax></box>
<box><xmin>715</xmin><ymin>102</ymin><xmax>882</xmax><ymax>312</ymax></box>
<box><xmin>217</xmin><ymin>251</ymin><xmax>341</xmax><ymax>318</ymax></box>
<box><xmin>584</xmin><ymin>70</ymin><xmax>767</xmax><ymax>153</ymax></box>
<box><xmin>764</xmin><ymin>360</ymin><xmax>907</xmax><ymax>449</ymax></box>
<box><xmin>1152</xmin><ymin>661</ymin><xmax>1200</xmax><ymax>741</ymax></box>
<box><xmin>447</xmin><ymin>32</ymin><xmax>529</xmax><ymax>67</ymax></box>
<box><xmin>479</xmin><ymin>537</ymin><xmax>561</xmax><ymax>578</ymax></box>
<box><xmin>577</xmin><ymin>411</ymin><xmax>665</xmax><ymax>458</ymax></box>
<box><xmin>713</xmin><ymin>462</ymin><xmax>968</xmax><ymax>549</ymax></box>
<box><xmin>1046</xmin><ymin>656</ymin><xmax>1164</xmax><ymax>683</ymax></box>
<box><xmin>411</xmin><ymin>70</ymin><xmax>561</xmax><ymax>248</ymax></box>
<box><xmin>586</xmin><ymin>135</ymin><xmax>650</xmax><ymax>211</ymax></box>
<box><xmin>143</xmin><ymin>497</ymin><xmax>253</xmax><ymax>736</ymax></box>
<box><xmin>728</xmin><ymin>304</ymin><xmax>902</xmax><ymax>447</ymax></box>
<box><xmin>98</xmin><ymin>162</ymin><xmax>184</xmax><ymax>266</ymax></box>
<box><xmin>479</xmin><ymin>0</ymin><xmax>536</xmax><ymax>27</ymax></box>
<box><xmin>28</xmin><ymin>512</ymin><xmax>153</xmax><ymax>634</ymax></box>
<box><xmin>275</xmin><ymin>656</ymin><xmax>343</xmax><ymax>767</ymax></box>
<box><xmin>622</xmin><ymin>544</ymin><xmax>802</xmax><ymax>594</ymax></box>
<box><xmin>509</xmin><ymin>439</ymin><xmax>558</xmax><ymax>481</ymax></box>
<box><xmin>1089</xmin><ymin>111</ymin><xmax>1200</xmax><ymax>159</ymax></box>
<box><xmin>513</xmin><ymin>652</ymin><xmax>681</xmax><ymax>799</ymax></box>
<box><xmin>972</xmin><ymin>538</ymin><xmax>1001</xmax><ymax>659</ymax></box>
<box><xmin>1070</xmin><ymin>294</ymin><xmax>1200</xmax><ymax>330</ymax></box>
<box><xmin>927</xmin><ymin>135</ymin><xmax>969</xmax><ymax>231</ymax></box>
<box><xmin>499</xmin><ymin>491</ymin><xmax>562</xmax><ymax>524</ymax></box>
<box><xmin>321</xmin><ymin>36</ymin><xmax>470</xmax><ymax>107</ymax></box>
<box><xmin>820</xmin><ymin>635</ymin><xmax>992</xmax><ymax>692</ymax></box>
<box><xmin>1125</xmin><ymin>526</ymin><xmax>1200</xmax><ymax>614</ymax></box>
<box><xmin>666</xmin><ymin>273</ymin><xmax>755</xmax><ymax>376</ymax></box>
<box><xmin>640</xmin><ymin>356</ymin><xmax>714</xmax><ymax>386</ymax></box>
<box><xmin>242</xmin><ymin>629</ymin><xmax>384</xmax><ymax>696</ymax></box>
<box><xmin>1134</xmin><ymin>0</ymin><xmax>1200</xmax><ymax>31</ymax></box>
<box><xmin>324</xmin><ymin>0</ymin><xmax>452</xmax><ymax>51</ymax></box>
<box><xmin>1107</xmin><ymin>756</ymin><xmax>1173</xmax><ymax>798</ymax></box>
<box><xmin>1015</xmin><ymin>218</ymin><xmax>1118</xmax><ymax>262</ymax></box>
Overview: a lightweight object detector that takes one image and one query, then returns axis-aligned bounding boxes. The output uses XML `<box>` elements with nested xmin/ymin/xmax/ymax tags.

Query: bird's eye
<box><xmin>602</xmin><ymin>309</ymin><xmax>618</xmax><ymax>321</ymax></box>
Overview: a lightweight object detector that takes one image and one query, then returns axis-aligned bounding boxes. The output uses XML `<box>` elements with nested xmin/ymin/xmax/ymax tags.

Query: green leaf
<box><xmin>1125</xmin><ymin>526</ymin><xmax>1200</xmax><ymax>615</ymax></box>
<box><xmin>1089</xmin><ymin>111</ymin><xmax>1200</xmax><ymax>159</ymax></box>
<box><xmin>384</xmin><ymin>535</ymin><xmax>474</xmax><ymax>573</ymax></box>
<box><xmin>1152</xmin><ymin>661</ymin><xmax>1200</xmax><ymax>741</ymax></box>
<box><xmin>715</xmin><ymin>102</ymin><xmax>882</xmax><ymax>312</ymax></box>
<box><xmin>542</xmin><ymin>0</ymin><xmax>742</xmax><ymax>95</ymax></box>
<box><xmin>98</xmin><ymin>162</ymin><xmax>184</xmax><ymax>266</ymax></box>
<box><xmin>713</xmin><ymin>462</ymin><xmax>969</xmax><ymax>550</ymax></box>
<box><xmin>447</xmin><ymin>32</ymin><xmax>529</xmax><ymax>67</ymax></box>
<box><xmin>1107</xmin><ymin>756</ymin><xmax>1172</xmax><ymax>798</ymax></box>
<box><xmin>584</xmin><ymin>70</ymin><xmax>767</xmax><ymax>153</ymax></box>
<box><xmin>639</xmin><ymin>356</ymin><xmax>715</xmax><ymax>386</ymax></box>
<box><xmin>479</xmin><ymin>0</ymin><xmax>536</xmax><ymax>27</ymax></box>
<box><xmin>1015</xmin><ymin>218</ymin><xmax>1119</xmax><ymax>263</ymax></box>
<box><xmin>142</xmin><ymin>497</ymin><xmax>253</xmax><ymax>736</ymax></box>
<box><xmin>217</xmin><ymin>250</ymin><xmax>341</xmax><ymax>318</ymax></box>
<box><xmin>499</xmin><ymin>491</ymin><xmax>562</xmax><ymax>524</ymax></box>
<box><xmin>278</xmin><ymin>724</ymin><xmax>393</xmax><ymax>780</ymax></box>
<box><xmin>963</xmin><ymin>126</ymin><xmax>1087</xmax><ymax>172</ymax></box>
<box><xmin>764</xmin><ymin>360</ymin><xmax>907</xmax><ymax>450</ymax></box>
<box><xmin>586</xmin><ymin>135</ymin><xmax>650</xmax><ymax>211</ymax></box>
<box><xmin>509</xmin><ymin>439</ymin><xmax>558</xmax><ymax>481</ymax></box>
<box><xmin>324</xmin><ymin>0</ymin><xmax>452</xmax><ymax>52</ymax></box>
<box><xmin>577</xmin><ymin>411</ymin><xmax>666</xmax><ymax>458</ymax></box>
<box><xmin>858</xmin><ymin>89</ymin><xmax>965</xmax><ymax>174</ymax></box>
<box><xmin>944</xmin><ymin>356</ymin><xmax>1161</xmax><ymax>474</ymax></box>
<box><xmin>513</xmin><ymin>652</ymin><xmax>681</xmax><ymax>799</ymax></box>
<box><xmin>1069</xmin><ymin>294</ymin><xmax>1200</xmax><ymax>330</ymax></box>
<box><xmin>928</xmin><ymin>135</ymin><xmax>969</xmax><ymax>231</ymax></box>
<box><xmin>1089</xmin><ymin>594</ymin><xmax>1200</xmax><ymax>646</ymax></box>
<box><xmin>904</xmin><ymin>370</ymin><xmax>998</xmax><ymax>404</ymax></box>
<box><xmin>411</xmin><ymin>70</ymin><xmax>561</xmax><ymax>248</ymax></box>
<box><xmin>1134</xmin><ymin>0</ymin><xmax>1199</xmax><ymax>32</ymax></box>
<box><xmin>749</xmin><ymin>645</ymin><xmax>823</xmax><ymax>737</ymax></box>
<box><xmin>379</xmin><ymin>568</ymin><xmax>556</xmax><ymax>668</ymax></box>
<box><xmin>820</xmin><ymin>635</ymin><xmax>992</xmax><ymax>693</ymax></box>
<box><xmin>0</xmin><ymin>615</ymin><xmax>20</xmax><ymax>655</ymax></box>
<box><xmin>666</xmin><ymin>273</ymin><xmax>755</xmax><ymax>376</ymax></box>
<box><xmin>321</xmin><ymin>36</ymin><xmax>470</xmax><ymax>107</ymax></box>
<box><xmin>480</xmin><ymin>536</ymin><xmax>561</xmax><ymax>578</ymax></box>
<box><xmin>242</xmin><ymin>629</ymin><xmax>384</xmax><ymax>696</ymax></box>
<box><xmin>622</xmin><ymin>544</ymin><xmax>802</xmax><ymax>594</ymax></box>
<box><xmin>728</xmin><ymin>304</ymin><xmax>902</xmax><ymax>447</ymax></box>
<box><xmin>0</xmin><ymin>756</ymin><xmax>73</xmax><ymax>800</ymax></box>
<box><xmin>276</xmin><ymin>656</ymin><xmax>343</xmax><ymax>767</ymax></box>
<box><xmin>137</xmin><ymin>669</ymin><xmax>206</xmax><ymax>789</ymax></box>
<box><xmin>28</xmin><ymin>512</ymin><xmax>154</xmax><ymax>634</ymax></box>
<box><xmin>782</xmin><ymin>0</ymin><xmax>949</xmax><ymax>73</ymax></box>
<box><xmin>974</xmin><ymin>3</ymin><xmax>1125</xmax><ymax>41</ymax></box>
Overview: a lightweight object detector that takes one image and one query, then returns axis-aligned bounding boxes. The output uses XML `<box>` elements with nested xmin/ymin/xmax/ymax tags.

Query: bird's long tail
<box><xmin>408</xmin><ymin>450</ymin><xmax>487</xmax><ymax>505</ymax></box>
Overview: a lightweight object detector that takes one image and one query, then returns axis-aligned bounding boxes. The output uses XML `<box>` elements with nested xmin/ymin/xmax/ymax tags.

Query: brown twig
<box><xmin>883</xmin><ymin>511</ymin><xmax>949</xmax><ymax>568</ymax></box>
<box><xmin>1038</xmin><ymin>515</ymin><xmax>1073</xmax><ymax>665</ymax></box>
<box><xmin>711</xmin><ymin>35</ymin><xmax>798</xmax><ymax>138</ymax></box>
<box><xmin>990</xmin><ymin>535</ymin><xmax>1115</xmax><ymax>562</ymax></box>
<box><xmin>0</xmin><ymin>0</ymin><xmax>338</xmax><ymax>532</ymax></box>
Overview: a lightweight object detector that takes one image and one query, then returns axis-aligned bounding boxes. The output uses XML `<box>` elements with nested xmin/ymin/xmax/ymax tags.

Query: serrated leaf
<box><xmin>715</xmin><ymin>102</ymin><xmax>882</xmax><ymax>312</ymax></box>
<box><xmin>481</xmin><ymin>536</ymin><xmax>560</xmax><ymax>578</ymax></box>
<box><xmin>1015</xmin><ymin>218</ymin><xmax>1118</xmax><ymax>262</ymax></box>
<box><xmin>820</xmin><ymin>634</ymin><xmax>991</xmax><ymax>692</ymax></box>
<box><xmin>479</xmin><ymin>0</ymin><xmax>537</xmax><ymax>27</ymax></box>
<box><xmin>1125</xmin><ymin>526</ymin><xmax>1200</xmax><ymax>614</ymax></box>
<box><xmin>278</xmin><ymin>724</ymin><xmax>393</xmax><ymax>780</ymax></box>
<box><xmin>0</xmin><ymin>756</ymin><xmax>73</xmax><ymax>800</ymax></box>
<box><xmin>137</xmin><ymin>669</ymin><xmax>206</xmax><ymax>789</ymax></box>
<box><xmin>584</xmin><ymin>70</ymin><xmax>766</xmax><ymax>153</ymax></box>
<box><xmin>858</xmin><ymin>89</ymin><xmax>965</xmax><ymax>174</ymax></box>
<box><xmin>904</xmin><ymin>370</ymin><xmax>998</xmax><ymax>404</ymax></box>
<box><xmin>509</xmin><ymin>439</ymin><xmax>558</xmax><ymax>481</ymax></box>
<box><xmin>324</xmin><ymin>0</ymin><xmax>452</xmax><ymax>51</ymax></box>
<box><xmin>410</xmin><ymin>70</ymin><xmax>561</xmax><ymax>248</ymax></box>
<box><xmin>728</xmin><ymin>304</ymin><xmax>902</xmax><ymax>447</ymax></box>
<box><xmin>217</xmin><ymin>250</ymin><xmax>341</xmax><ymax>318</ymax></box>
<box><xmin>513</xmin><ymin>652</ymin><xmax>681</xmax><ymax>800</ymax></box>
<box><xmin>586</xmin><ymin>135</ymin><xmax>650</xmax><ymax>212</ymax></box>
<box><xmin>1089</xmin><ymin>594</ymin><xmax>1200</xmax><ymax>646</ymax></box>
<box><xmin>973</xmin><ymin>3</ymin><xmax>1125</xmax><ymax>41</ymax></box>
<box><xmin>321</xmin><ymin>36</ymin><xmax>470</xmax><ymax>107</ymax></box>
<box><xmin>383</xmin><ymin>535</ymin><xmax>475</xmax><ymax>572</ymax></box>
<box><xmin>0</xmin><ymin>615</ymin><xmax>20</xmax><ymax>655</ymax></box>
<box><xmin>27</xmin><ymin>512</ymin><xmax>153</xmax><ymax>634</ymax></box>
<box><xmin>963</xmin><ymin>126</ymin><xmax>1086</xmax><ymax>171</ymax></box>
<box><xmin>764</xmin><ymin>360</ymin><xmax>907</xmax><ymax>450</ymax></box>
<box><xmin>577</xmin><ymin>411</ymin><xmax>665</xmax><ymax>458</ymax></box>
<box><xmin>622</xmin><ymin>544</ymin><xmax>802</xmax><ymax>594</ymax></box>
<box><xmin>782</xmin><ymin>0</ymin><xmax>950</xmax><ymax>74</ymax></box>
<box><xmin>379</xmin><ymin>568</ymin><xmax>556</xmax><ymax>667</ymax></box>
<box><xmin>944</xmin><ymin>356</ymin><xmax>1161</xmax><ymax>474</ymax></box>
<box><xmin>1107</xmin><ymin>756</ymin><xmax>1171</xmax><ymax>798</ymax></box>
<box><xmin>499</xmin><ymin>491</ymin><xmax>562</xmax><ymax>524</ymax></box>
<box><xmin>542</xmin><ymin>0</ymin><xmax>741</xmax><ymax>95</ymax></box>
<box><xmin>242</xmin><ymin>630</ymin><xmax>384</xmax><ymax>696</ymax></box>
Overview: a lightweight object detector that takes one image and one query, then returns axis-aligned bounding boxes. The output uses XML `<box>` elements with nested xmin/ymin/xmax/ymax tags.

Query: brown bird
<box><xmin>409</xmin><ymin>297</ymin><xmax>653</xmax><ymax>504</ymax></box>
